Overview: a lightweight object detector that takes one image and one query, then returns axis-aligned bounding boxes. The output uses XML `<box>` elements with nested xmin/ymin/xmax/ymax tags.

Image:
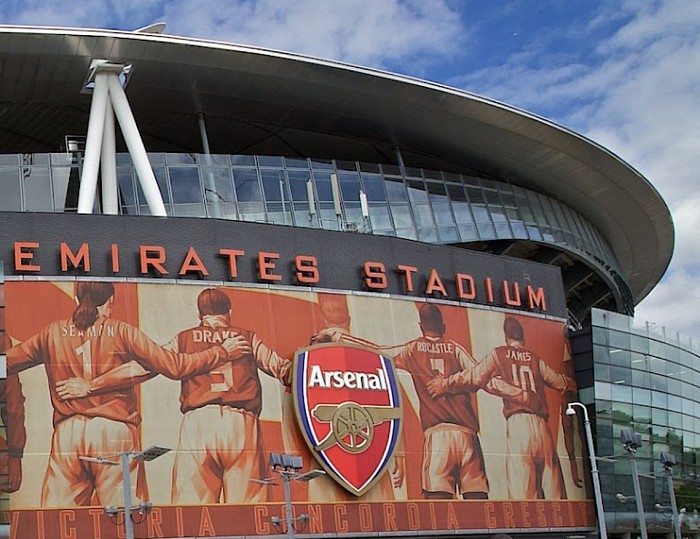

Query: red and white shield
<box><xmin>293</xmin><ymin>343</ymin><xmax>402</xmax><ymax>496</ymax></box>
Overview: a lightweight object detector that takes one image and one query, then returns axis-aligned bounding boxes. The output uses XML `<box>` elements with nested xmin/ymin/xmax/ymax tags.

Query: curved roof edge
<box><xmin>0</xmin><ymin>25</ymin><xmax>675</xmax><ymax>303</ymax></box>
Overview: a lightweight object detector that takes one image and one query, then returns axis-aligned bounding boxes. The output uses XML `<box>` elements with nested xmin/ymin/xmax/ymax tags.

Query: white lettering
<box><xmin>308</xmin><ymin>365</ymin><xmax>388</xmax><ymax>390</ymax></box>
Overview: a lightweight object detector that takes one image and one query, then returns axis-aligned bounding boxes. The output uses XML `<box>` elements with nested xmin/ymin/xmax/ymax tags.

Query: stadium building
<box><xmin>0</xmin><ymin>24</ymin><xmax>695</xmax><ymax>539</ymax></box>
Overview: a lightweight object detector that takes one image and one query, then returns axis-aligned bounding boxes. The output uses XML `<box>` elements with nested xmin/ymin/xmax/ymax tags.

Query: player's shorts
<box><xmin>171</xmin><ymin>404</ymin><xmax>266</xmax><ymax>504</ymax></box>
<box><xmin>422</xmin><ymin>423</ymin><xmax>488</xmax><ymax>496</ymax></box>
<box><xmin>505</xmin><ymin>413</ymin><xmax>565</xmax><ymax>499</ymax></box>
<box><xmin>42</xmin><ymin>415</ymin><xmax>143</xmax><ymax>507</ymax></box>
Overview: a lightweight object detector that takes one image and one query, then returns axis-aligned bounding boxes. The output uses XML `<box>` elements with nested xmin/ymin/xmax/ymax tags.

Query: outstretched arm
<box><xmin>427</xmin><ymin>350</ymin><xmax>500</xmax><ymax>397</ymax></box>
<box><xmin>56</xmin><ymin>361</ymin><xmax>155</xmax><ymax>400</ymax></box>
<box><xmin>251</xmin><ymin>334</ymin><xmax>291</xmax><ymax>386</ymax></box>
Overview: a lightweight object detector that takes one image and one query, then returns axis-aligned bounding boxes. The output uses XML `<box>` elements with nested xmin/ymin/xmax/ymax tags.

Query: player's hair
<box><xmin>503</xmin><ymin>317</ymin><xmax>524</xmax><ymax>341</ymax></box>
<box><xmin>197</xmin><ymin>288</ymin><xmax>231</xmax><ymax>317</ymax></box>
<box><xmin>418</xmin><ymin>303</ymin><xmax>445</xmax><ymax>335</ymax></box>
<box><xmin>318</xmin><ymin>293</ymin><xmax>350</xmax><ymax>327</ymax></box>
<box><xmin>73</xmin><ymin>282</ymin><xmax>115</xmax><ymax>330</ymax></box>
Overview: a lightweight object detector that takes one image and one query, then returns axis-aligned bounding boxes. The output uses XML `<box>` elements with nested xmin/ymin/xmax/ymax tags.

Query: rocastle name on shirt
<box><xmin>416</xmin><ymin>341</ymin><xmax>454</xmax><ymax>354</ymax></box>
<box><xmin>60</xmin><ymin>323</ymin><xmax>115</xmax><ymax>338</ymax></box>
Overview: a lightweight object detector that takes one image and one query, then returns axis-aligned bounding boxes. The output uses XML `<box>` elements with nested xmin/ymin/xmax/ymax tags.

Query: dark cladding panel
<box><xmin>0</xmin><ymin>212</ymin><xmax>566</xmax><ymax>318</ymax></box>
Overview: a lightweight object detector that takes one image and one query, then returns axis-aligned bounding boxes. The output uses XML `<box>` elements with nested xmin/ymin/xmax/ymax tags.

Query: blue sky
<box><xmin>1</xmin><ymin>0</ymin><xmax>699</xmax><ymax>340</ymax></box>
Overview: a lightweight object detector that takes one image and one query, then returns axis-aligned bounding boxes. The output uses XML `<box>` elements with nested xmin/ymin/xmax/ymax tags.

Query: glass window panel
<box><xmin>471</xmin><ymin>203</ymin><xmax>490</xmax><ymax>223</ymax></box>
<box><xmin>413</xmin><ymin>204</ymin><xmax>435</xmax><ymax>227</ymax></box>
<box><xmin>339</xmin><ymin>172</ymin><xmax>361</xmax><ymax>202</ymax></box>
<box><xmin>438</xmin><ymin>227</ymin><xmax>459</xmax><ymax>242</ymax></box>
<box><xmin>418</xmin><ymin>228</ymin><xmax>438</xmax><ymax>242</ymax></box>
<box><xmin>313</xmin><ymin>171</ymin><xmax>334</xmax><ymax>202</ymax></box>
<box><xmin>477</xmin><ymin>222</ymin><xmax>496</xmax><ymax>240</ymax></box>
<box><xmin>257</xmin><ymin>155</ymin><xmax>283</xmax><ymax>167</ymax></box>
<box><xmin>152</xmin><ymin>167</ymin><xmax>172</xmax><ymax>205</ymax></box>
<box><xmin>359</xmin><ymin>162</ymin><xmax>380</xmax><ymax>173</ymax></box>
<box><xmin>287</xmin><ymin>170</ymin><xmax>312</xmax><ymax>202</ymax></box>
<box><xmin>446</xmin><ymin>183</ymin><xmax>467</xmax><ymax>202</ymax></box>
<box><xmin>343</xmin><ymin>203</ymin><xmax>363</xmax><ymax>227</ymax></box>
<box><xmin>266</xmin><ymin>202</ymin><xmax>292</xmax><ymax>226</ymax></box>
<box><xmin>237</xmin><ymin>201</ymin><xmax>266</xmax><ymax>222</ymax></box>
<box><xmin>633</xmin><ymin>404</ymin><xmax>651</xmax><ymax>423</ymax></box>
<box><xmin>311</xmin><ymin>159</ymin><xmax>334</xmax><ymax>170</ymax></box>
<box><xmin>233</xmin><ymin>168</ymin><xmax>263</xmax><ymax>202</ymax></box>
<box><xmin>526</xmin><ymin>226</ymin><xmax>543</xmax><ymax>241</ymax></box>
<box><xmin>169</xmin><ymin>167</ymin><xmax>203</xmax><ymax>204</ymax></box>
<box><xmin>452</xmin><ymin>202</ymin><xmax>474</xmax><ymax>224</ymax></box>
<box><xmin>285</xmin><ymin>157</ymin><xmax>309</xmax><ymax>169</ymax></box>
<box><xmin>144</xmin><ymin>153</ymin><xmax>162</xmax><ymax>165</ymax></box>
<box><xmin>406</xmin><ymin>179</ymin><xmax>428</xmax><ymax>204</ymax></box>
<box><xmin>261</xmin><ymin>169</ymin><xmax>287</xmax><ymax>202</ymax></box>
<box><xmin>0</xmin><ymin>155</ymin><xmax>18</xmax><ymax>166</ymax></box>
<box><xmin>23</xmin><ymin>167</ymin><xmax>53</xmax><ymax>211</ymax></box>
<box><xmin>367</xmin><ymin>203</ymin><xmax>393</xmax><ymax>230</ymax></box>
<box><xmin>231</xmin><ymin>155</ymin><xmax>255</xmax><ymax>166</ymax></box>
<box><xmin>495</xmin><ymin>223</ymin><xmax>513</xmax><ymax>239</ymax></box>
<box><xmin>201</xmin><ymin>168</ymin><xmax>234</xmax><ymax>204</ymax></box>
<box><xmin>395</xmin><ymin>227</ymin><xmax>418</xmax><ymax>240</ymax></box>
<box><xmin>385</xmin><ymin>178</ymin><xmax>408</xmax><ymax>202</ymax></box>
<box><xmin>423</xmin><ymin>169</ymin><xmax>442</xmax><ymax>180</ymax></box>
<box><xmin>611</xmin><ymin>383</ymin><xmax>632</xmax><ymax>403</ymax></box>
<box><xmin>117</xmin><ymin>169</ymin><xmax>136</xmax><ymax>207</ymax></box>
<box><xmin>484</xmin><ymin>190</ymin><xmax>507</xmax><ymax>222</ymax></box>
<box><xmin>458</xmin><ymin>224</ymin><xmax>478</xmax><ymax>240</ymax></box>
<box><xmin>51</xmin><ymin>166</ymin><xmax>72</xmax><ymax>211</ymax></box>
<box><xmin>633</xmin><ymin>388</ymin><xmax>651</xmax><ymax>406</ymax></box>
<box><xmin>0</xmin><ymin>169</ymin><xmax>21</xmax><ymax>210</ymax></box>
<box><xmin>432</xmin><ymin>203</ymin><xmax>455</xmax><ymax>226</ymax></box>
<box><xmin>610</xmin><ymin>366</ymin><xmax>632</xmax><ymax>385</ymax></box>
<box><xmin>362</xmin><ymin>173</ymin><xmax>386</xmax><ymax>201</ymax></box>
<box><xmin>335</xmin><ymin>160</ymin><xmax>356</xmax><ymax>171</ymax></box>
<box><xmin>166</xmin><ymin>153</ymin><xmax>196</xmax><ymax>165</ymax></box>
<box><xmin>390</xmin><ymin>204</ymin><xmax>415</xmax><ymax>228</ymax></box>
<box><xmin>510</xmin><ymin>222</ymin><xmax>527</xmax><ymax>237</ymax></box>
<box><xmin>652</xmin><ymin>390</ymin><xmax>668</xmax><ymax>408</ymax></box>
<box><xmin>426</xmin><ymin>180</ymin><xmax>448</xmax><ymax>203</ymax></box>
<box><xmin>173</xmin><ymin>203</ymin><xmax>205</xmax><ymax>217</ymax></box>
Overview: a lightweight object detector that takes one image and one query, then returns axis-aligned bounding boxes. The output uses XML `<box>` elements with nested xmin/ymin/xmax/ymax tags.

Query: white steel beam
<box><xmin>107</xmin><ymin>74</ymin><xmax>167</xmax><ymax>216</ymax></box>
<box><xmin>100</xmin><ymin>99</ymin><xmax>118</xmax><ymax>214</ymax></box>
<box><xmin>77</xmin><ymin>72</ymin><xmax>109</xmax><ymax>213</ymax></box>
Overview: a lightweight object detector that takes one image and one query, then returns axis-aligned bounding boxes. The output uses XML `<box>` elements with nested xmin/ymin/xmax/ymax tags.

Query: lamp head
<box><xmin>565</xmin><ymin>405</ymin><xmax>576</xmax><ymax>417</ymax></box>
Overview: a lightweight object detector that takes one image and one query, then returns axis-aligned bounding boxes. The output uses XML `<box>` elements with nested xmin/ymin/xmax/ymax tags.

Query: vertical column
<box><xmin>197</xmin><ymin>113</ymin><xmax>221</xmax><ymax>218</ymax></box>
<box><xmin>101</xmin><ymin>100</ymin><xmax>118</xmax><ymax>214</ymax></box>
<box><xmin>78</xmin><ymin>72</ymin><xmax>110</xmax><ymax>213</ymax></box>
<box><xmin>107</xmin><ymin>74</ymin><xmax>167</xmax><ymax>217</ymax></box>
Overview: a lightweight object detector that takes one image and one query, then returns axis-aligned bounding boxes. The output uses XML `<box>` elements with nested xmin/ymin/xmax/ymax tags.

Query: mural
<box><xmin>1</xmin><ymin>281</ymin><xmax>594</xmax><ymax>538</ymax></box>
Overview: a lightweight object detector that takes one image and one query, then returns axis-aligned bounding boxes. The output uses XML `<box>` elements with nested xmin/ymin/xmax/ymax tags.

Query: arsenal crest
<box><xmin>292</xmin><ymin>343</ymin><xmax>402</xmax><ymax>496</ymax></box>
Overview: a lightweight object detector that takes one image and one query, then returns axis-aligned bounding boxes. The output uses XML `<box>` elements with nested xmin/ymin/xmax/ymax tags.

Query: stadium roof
<box><xmin>0</xmin><ymin>25</ymin><xmax>673</xmax><ymax>303</ymax></box>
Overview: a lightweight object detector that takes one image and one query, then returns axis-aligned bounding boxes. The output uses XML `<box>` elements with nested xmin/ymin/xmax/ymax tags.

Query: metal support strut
<box><xmin>78</xmin><ymin>60</ymin><xmax>167</xmax><ymax>216</ymax></box>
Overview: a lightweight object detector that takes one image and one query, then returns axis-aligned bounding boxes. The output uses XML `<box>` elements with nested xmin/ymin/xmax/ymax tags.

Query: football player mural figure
<box><xmin>393</xmin><ymin>304</ymin><xmax>523</xmax><ymax>500</ymax></box>
<box><xmin>427</xmin><ymin>316</ymin><xmax>575</xmax><ymax>500</ymax></box>
<box><xmin>164</xmin><ymin>288</ymin><xmax>292</xmax><ymax>504</ymax></box>
<box><xmin>7</xmin><ymin>282</ymin><xmax>242</xmax><ymax>507</ymax></box>
<box><xmin>0</xmin><ymin>334</ymin><xmax>25</xmax><ymax>494</ymax></box>
<box><xmin>60</xmin><ymin>287</ymin><xmax>292</xmax><ymax>504</ymax></box>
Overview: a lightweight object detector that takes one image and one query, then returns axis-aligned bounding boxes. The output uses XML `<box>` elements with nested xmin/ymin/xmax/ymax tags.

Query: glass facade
<box><xmin>574</xmin><ymin>309</ymin><xmax>700</xmax><ymax>538</ymax></box>
<box><xmin>0</xmin><ymin>152</ymin><xmax>622</xmax><ymax>277</ymax></box>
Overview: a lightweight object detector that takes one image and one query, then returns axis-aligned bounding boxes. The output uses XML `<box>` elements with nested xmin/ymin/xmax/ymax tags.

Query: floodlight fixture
<box><xmin>133</xmin><ymin>445</ymin><xmax>171</xmax><ymax>462</ymax></box>
<box><xmin>296</xmin><ymin>469</ymin><xmax>326</xmax><ymax>482</ymax></box>
<box><xmin>660</xmin><ymin>452</ymin><xmax>677</xmax><ymax>467</ymax></box>
<box><xmin>620</xmin><ymin>430</ymin><xmax>642</xmax><ymax>452</ymax></box>
<box><xmin>565</xmin><ymin>404</ymin><xmax>576</xmax><ymax>416</ymax></box>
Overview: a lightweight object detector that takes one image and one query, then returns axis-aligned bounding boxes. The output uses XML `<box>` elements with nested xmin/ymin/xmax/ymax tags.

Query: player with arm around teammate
<box><xmin>427</xmin><ymin>316</ymin><xmax>575</xmax><ymax>500</ymax></box>
<box><xmin>7</xmin><ymin>282</ymin><xmax>243</xmax><ymax>507</ymax></box>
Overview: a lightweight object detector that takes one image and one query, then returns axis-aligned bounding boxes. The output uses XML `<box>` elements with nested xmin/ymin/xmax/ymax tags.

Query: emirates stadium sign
<box><xmin>293</xmin><ymin>344</ymin><xmax>403</xmax><ymax>496</ymax></box>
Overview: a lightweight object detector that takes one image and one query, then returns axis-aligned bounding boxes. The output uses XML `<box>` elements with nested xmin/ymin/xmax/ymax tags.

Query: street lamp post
<box><xmin>253</xmin><ymin>453</ymin><xmax>325</xmax><ymax>539</ymax></box>
<box><xmin>620</xmin><ymin>430</ymin><xmax>648</xmax><ymax>539</ymax></box>
<box><xmin>660</xmin><ymin>452</ymin><xmax>682</xmax><ymax>539</ymax></box>
<box><xmin>79</xmin><ymin>445</ymin><xmax>170</xmax><ymax>539</ymax></box>
<box><xmin>566</xmin><ymin>402</ymin><xmax>608</xmax><ymax>539</ymax></box>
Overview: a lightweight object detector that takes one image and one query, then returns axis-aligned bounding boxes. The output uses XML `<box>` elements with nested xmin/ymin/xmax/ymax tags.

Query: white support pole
<box><xmin>78</xmin><ymin>72</ymin><xmax>110</xmax><ymax>213</ymax></box>
<box><xmin>101</xmin><ymin>99</ymin><xmax>118</xmax><ymax>215</ymax></box>
<box><xmin>107</xmin><ymin>74</ymin><xmax>167</xmax><ymax>217</ymax></box>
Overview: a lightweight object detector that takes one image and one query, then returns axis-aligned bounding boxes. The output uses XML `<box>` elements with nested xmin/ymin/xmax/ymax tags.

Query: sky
<box><xmin>1</xmin><ymin>0</ymin><xmax>699</xmax><ymax>341</ymax></box>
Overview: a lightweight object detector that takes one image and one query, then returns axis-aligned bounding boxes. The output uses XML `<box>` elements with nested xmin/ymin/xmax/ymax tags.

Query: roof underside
<box><xmin>0</xmin><ymin>26</ymin><xmax>674</xmax><ymax>304</ymax></box>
